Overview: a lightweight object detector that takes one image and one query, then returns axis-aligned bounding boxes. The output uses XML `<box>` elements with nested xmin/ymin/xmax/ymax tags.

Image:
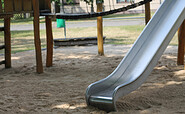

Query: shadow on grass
<box><xmin>106</xmin><ymin>36</ymin><xmax>136</xmax><ymax>45</ymax></box>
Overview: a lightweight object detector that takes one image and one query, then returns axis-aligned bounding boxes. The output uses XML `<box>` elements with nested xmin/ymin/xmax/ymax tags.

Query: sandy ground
<box><xmin>0</xmin><ymin>44</ymin><xmax>185</xmax><ymax>114</ymax></box>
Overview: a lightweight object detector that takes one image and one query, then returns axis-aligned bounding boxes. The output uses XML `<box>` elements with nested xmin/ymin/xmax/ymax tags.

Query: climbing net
<box><xmin>55</xmin><ymin>0</ymin><xmax>152</xmax><ymax>19</ymax></box>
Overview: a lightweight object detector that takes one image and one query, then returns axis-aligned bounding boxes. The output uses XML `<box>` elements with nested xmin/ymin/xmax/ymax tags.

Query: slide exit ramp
<box><xmin>85</xmin><ymin>0</ymin><xmax>185</xmax><ymax>112</ymax></box>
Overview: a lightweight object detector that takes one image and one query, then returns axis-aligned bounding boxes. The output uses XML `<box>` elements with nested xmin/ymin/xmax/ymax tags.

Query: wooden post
<box><xmin>32</xmin><ymin>0</ymin><xmax>43</xmax><ymax>73</ymax></box>
<box><xmin>177</xmin><ymin>20</ymin><xmax>185</xmax><ymax>67</ymax></box>
<box><xmin>45</xmin><ymin>0</ymin><xmax>53</xmax><ymax>67</ymax></box>
<box><xmin>97</xmin><ymin>3</ymin><xmax>104</xmax><ymax>56</ymax></box>
<box><xmin>145</xmin><ymin>2</ymin><xmax>151</xmax><ymax>25</ymax></box>
<box><xmin>45</xmin><ymin>16</ymin><xmax>53</xmax><ymax>67</ymax></box>
<box><xmin>4</xmin><ymin>17</ymin><xmax>11</xmax><ymax>68</ymax></box>
<box><xmin>0</xmin><ymin>1</ymin><xmax>2</xmax><ymax>13</ymax></box>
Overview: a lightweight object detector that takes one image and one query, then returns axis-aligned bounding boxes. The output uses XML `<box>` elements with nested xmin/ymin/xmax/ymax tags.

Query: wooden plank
<box><xmin>45</xmin><ymin>16</ymin><xmax>53</xmax><ymax>67</ymax></box>
<box><xmin>54</xmin><ymin>37</ymin><xmax>105</xmax><ymax>42</ymax></box>
<box><xmin>14</xmin><ymin>0</ymin><xmax>22</xmax><ymax>11</ymax></box>
<box><xmin>33</xmin><ymin>0</ymin><xmax>43</xmax><ymax>73</ymax></box>
<box><xmin>55</xmin><ymin>40</ymin><xmax>98</xmax><ymax>46</ymax></box>
<box><xmin>4</xmin><ymin>0</ymin><xmax>13</xmax><ymax>12</ymax></box>
<box><xmin>40</xmin><ymin>13</ymin><xmax>55</xmax><ymax>17</ymax></box>
<box><xmin>0</xmin><ymin>0</ymin><xmax>2</xmax><ymax>13</ymax></box>
<box><xmin>177</xmin><ymin>20</ymin><xmax>185</xmax><ymax>66</ymax></box>
<box><xmin>54</xmin><ymin>37</ymin><xmax>106</xmax><ymax>46</ymax></box>
<box><xmin>97</xmin><ymin>3</ymin><xmax>104</xmax><ymax>56</ymax></box>
<box><xmin>23</xmin><ymin>0</ymin><xmax>33</xmax><ymax>11</ymax></box>
<box><xmin>4</xmin><ymin>17</ymin><xmax>11</xmax><ymax>68</ymax></box>
<box><xmin>145</xmin><ymin>2</ymin><xmax>151</xmax><ymax>25</ymax></box>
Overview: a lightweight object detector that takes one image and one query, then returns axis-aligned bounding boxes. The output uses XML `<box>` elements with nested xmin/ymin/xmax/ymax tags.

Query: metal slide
<box><xmin>85</xmin><ymin>0</ymin><xmax>185</xmax><ymax>112</ymax></box>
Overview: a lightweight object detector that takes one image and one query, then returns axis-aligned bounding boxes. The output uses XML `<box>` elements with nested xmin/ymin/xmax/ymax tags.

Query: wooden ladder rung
<box><xmin>0</xmin><ymin>27</ymin><xmax>4</xmax><ymax>31</ymax></box>
<box><xmin>0</xmin><ymin>60</ymin><xmax>5</xmax><ymax>65</ymax></box>
<box><xmin>0</xmin><ymin>45</ymin><xmax>5</xmax><ymax>50</ymax></box>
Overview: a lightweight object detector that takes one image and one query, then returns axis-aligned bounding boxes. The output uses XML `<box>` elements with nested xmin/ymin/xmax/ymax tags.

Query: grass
<box><xmin>0</xmin><ymin>24</ymin><xmax>179</xmax><ymax>54</ymax></box>
<box><xmin>0</xmin><ymin>17</ymin><xmax>46</xmax><ymax>25</ymax></box>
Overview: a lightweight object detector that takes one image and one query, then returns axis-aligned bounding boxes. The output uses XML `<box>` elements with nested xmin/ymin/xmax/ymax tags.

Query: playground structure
<box><xmin>0</xmin><ymin>0</ymin><xmax>153</xmax><ymax>73</ymax></box>
<box><xmin>0</xmin><ymin>0</ymin><xmax>185</xmax><ymax>112</ymax></box>
<box><xmin>0</xmin><ymin>0</ymin><xmax>53</xmax><ymax>73</ymax></box>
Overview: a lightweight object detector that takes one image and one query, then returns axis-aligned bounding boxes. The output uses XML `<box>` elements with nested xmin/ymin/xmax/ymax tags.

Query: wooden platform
<box><xmin>54</xmin><ymin>37</ymin><xmax>106</xmax><ymax>46</ymax></box>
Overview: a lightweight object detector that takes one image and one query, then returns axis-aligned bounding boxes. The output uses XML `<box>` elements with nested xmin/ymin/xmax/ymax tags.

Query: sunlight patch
<box><xmin>174</xmin><ymin>70</ymin><xmax>185</xmax><ymax>75</ymax></box>
<box><xmin>12</xmin><ymin>57</ymin><xmax>21</xmax><ymax>60</ymax></box>
<box><xmin>52</xmin><ymin>103</ymin><xmax>86</xmax><ymax>110</ymax></box>
<box><xmin>166</xmin><ymin>81</ymin><xmax>182</xmax><ymax>85</ymax></box>
<box><xmin>52</xmin><ymin>103</ymin><xmax>70</xmax><ymax>109</ymax></box>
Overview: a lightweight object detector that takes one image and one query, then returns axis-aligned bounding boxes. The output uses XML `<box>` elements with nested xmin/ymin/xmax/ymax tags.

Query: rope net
<box><xmin>54</xmin><ymin>0</ymin><xmax>152</xmax><ymax>19</ymax></box>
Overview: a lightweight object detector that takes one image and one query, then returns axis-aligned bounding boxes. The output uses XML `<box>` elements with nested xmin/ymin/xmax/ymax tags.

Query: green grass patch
<box><xmin>0</xmin><ymin>29</ymin><xmax>47</xmax><ymax>54</ymax></box>
<box><xmin>0</xmin><ymin>25</ymin><xmax>179</xmax><ymax>54</ymax></box>
<box><xmin>0</xmin><ymin>17</ymin><xmax>46</xmax><ymax>25</ymax></box>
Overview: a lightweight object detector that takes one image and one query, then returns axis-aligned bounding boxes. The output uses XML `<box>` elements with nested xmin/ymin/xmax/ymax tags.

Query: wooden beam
<box><xmin>0</xmin><ymin>0</ymin><xmax>2</xmax><ymax>13</ymax></box>
<box><xmin>32</xmin><ymin>0</ymin><xmax>43</xmax><ymax>73</ymax></box>
<box><xmin>54</xmin><ymin>37</ymin><xmax>106</xmax><ymax>46</ymax></box>
<box><xmin>177</xmin><ymin>20</ymin><xmax>185</xmax><ymax>66</ymax></box>
<box><xmin>145</xmin><ymin>2</ymin><xmax>151</xmax><ymax>25</ymax></box>
<box><xmin>45</xmin><ymin>16</ymin><xmax>53</xmax><ymax>67</ymax></box>
<box><xmin>97</xmin><ymin>3</ymin><xmax>104</xmax><ymax>56</ymax></box>
<box><xmin>4</xmin><ymin>17</ymin><xmax>11</xmax><ymax>68</ymax></box>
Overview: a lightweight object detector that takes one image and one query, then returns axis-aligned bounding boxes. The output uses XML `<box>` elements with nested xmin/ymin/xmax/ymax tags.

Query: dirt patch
<box><xmin>0</xmin><ymin>45</ymin><xmax>185</xmax><ymax>114</ymax></box>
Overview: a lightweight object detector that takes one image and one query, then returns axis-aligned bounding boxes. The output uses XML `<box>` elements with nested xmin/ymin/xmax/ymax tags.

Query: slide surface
<box><xmin>85</xmin><ymin>0</ymin><xmax>185</xmax><ymax>112</ymax></box>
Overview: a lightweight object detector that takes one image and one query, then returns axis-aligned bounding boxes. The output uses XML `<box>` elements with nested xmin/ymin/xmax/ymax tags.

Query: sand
<box><xmin>0</xmin><ymin>44</ymin><xmax>185</xmax><ymax>114</ymax></box>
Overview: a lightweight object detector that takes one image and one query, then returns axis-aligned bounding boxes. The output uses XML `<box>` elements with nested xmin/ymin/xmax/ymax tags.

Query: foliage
<box><xmin>1</xmin><ymin>0</ymin><xmax>4</xmax><ymax>8</ymax></box>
